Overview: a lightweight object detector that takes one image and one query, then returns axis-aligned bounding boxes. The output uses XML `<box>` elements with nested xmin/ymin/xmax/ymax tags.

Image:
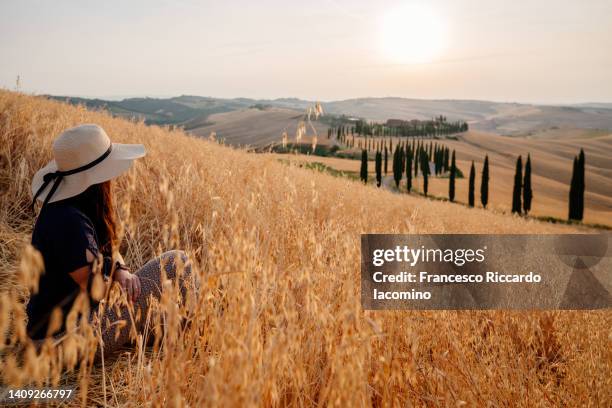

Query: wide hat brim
<box><xmin>31</xmin><ymin>143</ymin><xmax>146</xmax><ymax>204</ymax></box>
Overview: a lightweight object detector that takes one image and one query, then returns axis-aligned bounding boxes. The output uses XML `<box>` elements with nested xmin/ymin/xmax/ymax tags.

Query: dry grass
<box><xmin>0</xmin><ymin>90</ymin><xmax>610</xmax><ymax>406</ymax></box>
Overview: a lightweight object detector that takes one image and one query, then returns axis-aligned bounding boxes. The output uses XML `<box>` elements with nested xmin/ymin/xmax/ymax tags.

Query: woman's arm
<box><xmin>68</xmin><ymin>265</ymin><xmax>91</xmax><ymax>291</ymax></box>
<box><xmin>68</xmin><ymin>250</ymin><xmax>141</xmax><ymax>302</ymax></box>
<box><xmin>68</xmin><ymin>249</ymin><xmax>96</xmax><ymax>291</ymax></box>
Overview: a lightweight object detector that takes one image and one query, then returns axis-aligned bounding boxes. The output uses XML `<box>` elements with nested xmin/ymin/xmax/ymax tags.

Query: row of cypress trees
<box><xmin>389</xmin><ymin>141</ymin><xmax>443</xmax><ymax>196</ymax></box>
<box><xmin>372</xmin><ymin>145</ymin><xmax>492</xmax><ymax>209</ymax></box>
<box><xmin>357</xmin><ymin>139</ymin><xmax>451</xmax><ymax>186</ymax></box>
<box><xmin>363</xmin><ymin>147</ymin><xmax>490</xmax><ymax>209</ymax></box>
<box><xmin>336</xmin><ymin>132</ymin><xmax>456</xmax><ymax>160</ymax></box>
<box><xmin>365</xmin><ymin>147</ymin><xmax>587</xmax><ymax>222</ymax></box>
<box><xmin>362</xmin><ymin>142</ymin><xmax>461</xmax><ymax>201</ymax></box>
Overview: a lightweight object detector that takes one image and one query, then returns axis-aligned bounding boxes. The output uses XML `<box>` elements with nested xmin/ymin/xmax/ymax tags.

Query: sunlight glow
<box><xmin>380</xmin><ymin>4</ymin><xmax>447</xmax><ymax>64</ymax></box>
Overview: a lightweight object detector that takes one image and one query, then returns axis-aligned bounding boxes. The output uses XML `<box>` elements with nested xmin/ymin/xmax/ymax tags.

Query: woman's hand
<box><xmin>115</xmin><ymin>268</ymin><xmax>141</xmax><ymax>302</ymax></box>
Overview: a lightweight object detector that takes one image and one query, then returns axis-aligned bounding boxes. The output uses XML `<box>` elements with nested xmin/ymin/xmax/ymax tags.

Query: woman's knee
<box><xmin>159</xmin><ymin>250</ymin><xmax>191</xmax><ymax>279</ymax></box>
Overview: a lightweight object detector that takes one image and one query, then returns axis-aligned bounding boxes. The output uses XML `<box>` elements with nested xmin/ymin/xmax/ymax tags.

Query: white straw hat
<box><xmin>31</xmin><ymin>124</ymin><xmax>146</xmax><ymax>208</ymax></box>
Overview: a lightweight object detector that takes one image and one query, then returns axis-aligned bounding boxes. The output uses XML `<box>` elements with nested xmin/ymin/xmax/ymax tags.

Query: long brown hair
<box><xmin>66</xmin><ymin>181</ymin><xmax>117</xmax><ymax>255</ymax></box>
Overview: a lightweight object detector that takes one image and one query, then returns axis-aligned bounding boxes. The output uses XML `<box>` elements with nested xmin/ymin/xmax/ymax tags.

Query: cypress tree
<box><xmin>449</xmin><ymin>150</ymin><xmax>456</xmax><ymax>202</ymax></box>
<box><xmin>577</xmin><ymin>149</ymin><xmax>585</xmax><ymax>220</ymax></box>
<box><xmin>481</xmin><ymin>155</ymin><xmax>489</xmax><ymax>208</ymax></box>
<box><xmin>406</xmin><ymin>149</ymin><xmax>413</xmax><ymax>192</ymax></box>
<box><xmin>512</xmin><ymin>156</ymin><xmax>522</xmax><ymax>214</ymax></box>
<box><xmin>414</xmin><ymin>146</ymin><xmax>419</xmax><ymax>178</ymax></box>
<box><xmin>421</xmin><ymin>150</ymin><xmax>429</xmax><ymax>196</ymax></box>
<box><xmin>375</xmin><ymin>150</ymin><xmax>382</xmax><ymax>187</ymax></box>
<box><xmin>384</xmin><ymin>146</ymin><xmax>388</xmax><ymax>175</ymax></box>
<box><xmin>468</xmin><ymin>161</ymin><xmax>475</xmax><ymax>207</ymax></box>
<box><xmin>568</xmin><ymin>150</ymin><xmax>585</xmax><ymax>221</ymax></box>
<box><xmin>432</xmin><ymin>145</ymin><xmax>437</xmax><ymax>174</ymax></box>
<box><xmin>568</xmin><ymin>156</ymin><xmax>578</xmax><ymax>220</ymax></box>
<box><xmin>523</xmin><ymin>154</ymin><xmax>532</xmax><ymax>214</ymax></box>
<box><xmin>360</xmin><ymin>149</ymin><xmax>368</xmax><ymax>184</ymax></box>
<box><xmin>405</xmin><ymin>143</ymin><xmax>410</xmax><ymax>175</ymax></box>
<box><xmin>393</xmin><ymin>146</ymin><xmax>401</xmax><ymax>188</ymax></box>
<box><xmin>433</xmin><ymin>146</ymin><xmax>438</xmax><ymax>175</ymax></box>
<box><xmin>444</xmin><ymin>147</ymin><xmax>450</xmax><ymax>172</ymax></box>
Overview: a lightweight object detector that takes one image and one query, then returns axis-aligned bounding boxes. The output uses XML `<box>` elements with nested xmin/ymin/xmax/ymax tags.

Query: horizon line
<box><xmin>28</xmin><ymin>91</ymin><xmax>612</xmax><ymax>108</ymax></box>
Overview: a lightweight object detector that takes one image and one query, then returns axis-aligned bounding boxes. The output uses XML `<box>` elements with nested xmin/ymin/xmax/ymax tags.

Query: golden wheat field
<box><xmin>0</xmin><ymin>90</ymin><xmax>610</xmax><ymax>407</ymax></box>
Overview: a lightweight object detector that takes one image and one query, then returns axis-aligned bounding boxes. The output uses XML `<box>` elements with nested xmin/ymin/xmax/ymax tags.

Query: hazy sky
<box><xmin>1</xmin><ymin>0</ymin><xmax>611</xmax><ymax>103</ymax></box>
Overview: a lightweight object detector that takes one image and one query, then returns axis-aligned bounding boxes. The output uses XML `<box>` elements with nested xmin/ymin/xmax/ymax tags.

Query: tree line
<box><xmin>328</xmin><ymin>116</ymin><xmax>468</xmax><ymax>144</ymax></box>
<box><xmin>360</xmin><ymin>138</ymin><xmax>461</xmax><ymax>197</ymax></box>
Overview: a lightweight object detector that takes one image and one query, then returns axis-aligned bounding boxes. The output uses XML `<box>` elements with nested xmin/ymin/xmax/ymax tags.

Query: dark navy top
<box><xmin>26</xmin><ymin>201</ymin><xmax>100</xmax><ymax>339</ymax></box>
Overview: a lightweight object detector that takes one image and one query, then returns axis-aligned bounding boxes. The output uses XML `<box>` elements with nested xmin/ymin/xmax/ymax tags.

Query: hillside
<box><xmin>1</xmin><ymin>90</ymin><xmax>609</xmax><ymax>406</ymax></box>
<box><xmin>188</xmin><ymin>107</ymin><xmax>330</xmax><ymax>149</ymax></box>
<box><xmin>47</xmin><ymin>94</ymin><xmax>249</xmax><ymax>126</ymax></box>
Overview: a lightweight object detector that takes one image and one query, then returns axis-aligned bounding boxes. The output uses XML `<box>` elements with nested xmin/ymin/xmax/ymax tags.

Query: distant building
<box><xmin>386</xmin><ymin>119</ymin><xmax>410</xmax><ymax>127</ymax></box>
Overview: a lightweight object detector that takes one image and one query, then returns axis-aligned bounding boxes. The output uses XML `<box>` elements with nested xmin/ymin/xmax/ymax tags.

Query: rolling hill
<box><xmin>188</xmin><ymin>107</ymin><xmax>330</xmax><ymax>148</ymax></box>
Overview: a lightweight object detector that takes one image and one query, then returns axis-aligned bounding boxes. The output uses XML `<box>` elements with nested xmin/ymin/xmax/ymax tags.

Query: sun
<box><xmin>380</xmin><ymin>4</ymin><xmax>447</xmax><ymax>64</ymax></box>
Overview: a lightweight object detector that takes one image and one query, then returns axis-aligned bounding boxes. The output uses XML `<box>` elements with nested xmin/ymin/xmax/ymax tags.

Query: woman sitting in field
<box><xmin>26</xmin><ymin>124</ymin><xmax>191</xmax><ymax>356</ymax></box>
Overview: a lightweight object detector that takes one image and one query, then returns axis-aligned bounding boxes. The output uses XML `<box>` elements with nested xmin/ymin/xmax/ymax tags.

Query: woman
<box><xmin>27</xmin><ymin>124</ymin><xmax>191</xmax><ymax>356</ymax></box>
